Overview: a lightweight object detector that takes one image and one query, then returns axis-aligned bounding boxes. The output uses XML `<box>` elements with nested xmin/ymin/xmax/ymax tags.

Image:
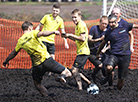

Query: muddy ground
<box><xmin>0</xmin><ymin>68</ymin><xmax>138</xmax><ymax>102</ymax></box>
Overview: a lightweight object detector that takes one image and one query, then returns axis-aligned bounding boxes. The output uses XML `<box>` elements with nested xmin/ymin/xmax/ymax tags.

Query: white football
<box><xmin>87</xmin><ymin>84</ymin><xmax>99</xmax><ymax>95</ymax></box>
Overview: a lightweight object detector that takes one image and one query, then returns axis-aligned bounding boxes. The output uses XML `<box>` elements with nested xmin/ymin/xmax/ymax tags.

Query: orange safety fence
<box><xmin>0</xmin><ymin>18</ymin><xmax>138</xmax><ymax>69</ymax></box>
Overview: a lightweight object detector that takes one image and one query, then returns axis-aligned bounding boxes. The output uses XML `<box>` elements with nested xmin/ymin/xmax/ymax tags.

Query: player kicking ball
<box><xmin>62</xmin><ymin>9</ymin><xmax>93</xmax><ymax>90</ymax></box>
<box><xmin>2</xmin><ymin>21</ymin><xmax>72</xmax><ymax>97</ymax></box>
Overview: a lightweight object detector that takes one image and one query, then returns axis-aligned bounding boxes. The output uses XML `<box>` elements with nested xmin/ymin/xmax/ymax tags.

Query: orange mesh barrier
<box><xmin>0</xmin><ymin>18</ymin><xmax>138</xmax><ymax>69</ymax></box>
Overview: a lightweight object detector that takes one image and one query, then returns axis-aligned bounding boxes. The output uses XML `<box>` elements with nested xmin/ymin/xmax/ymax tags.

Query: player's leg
<box><xmin>79</xmin><ymin>73</ymin><xmax>91</xmax><ymax>85</ymax></box>
<box><xmin>32</xmin><ymin>57</ymin><xmax>72</xmax><ymax>96</ymax></box>
<box><xmin>32</xmin><ymin>64</ymin><xmax>49</xmax><ymax>97</ymax></box>
<box><xmin>67</xmin><ymin>67</ymin><xmax>91</xmax><ymax>85</ymax></box>
<box><xmin>88</xmin><ymin>54</ymin><xmax>103</xmax><ymax>83</ymax></box>
<box><xmin>48</xmin><ymin>54</ymin><xmax>55</xmax><ymax>76</ymax></box>
<box><xmin>100</xmin><ymin>55</ymin><xmax>117</xmax><ymax>85</ymax></box>
<box><xmin>72</xmin><ymin>67</ymin><xmax>82</xmax><ymax>90</ymax></box>
<box><xmin>46</xmin><ymin>43</ymin><xmax>55</xmax><ymax>60</ymax></box>
<box><xmin>72</xmin><ymin>55</ymin><xmax>90</xmax><ymax>90</ymax></box>
<box><xmin>101</xmin><ymin>53</ymin><xmax>109</xmax><ymax>77</ymax></box>
<box><xmin>117</xmin><ymin>55</ymin><xmax>130</xmax><ymax>90</ymax></box>
<box><xmin>43</xmin><ymin>57</ymin><xmax>72</xmax><ymax>82</ymax></box>
<box><xmin>43</xmin><ymin>41</ymin><xmax>55</xmax><ymax>75</ymax></box>
<box><xmin>60</xmin><ymin>67</ymin><xmax>72</xmax><ymax>83</ymax></box>
<box><xmin>33</xmin><ymin>80</ymin><xmax>48</xmax><ymax>97</ymax></box>
<box><xmin>101</xmin><ymin>53</ymin><xmax>114</xmax><ymax>86</ymax></box>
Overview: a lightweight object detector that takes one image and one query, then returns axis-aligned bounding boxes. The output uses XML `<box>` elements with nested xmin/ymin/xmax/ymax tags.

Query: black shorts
<box><xmin>73</xmin><ymin>55</ymin><xmax>89</xmax><ymax>69</ymax></box>
<box><xmin>106</xmin><ymin>54</ymin><xmax>131</xmax><ymax>79</ymax></box>
<box><xmin>42</xmin><ymin>41</ymin><xmax>55</xmax><ymax>54</ymax></box>
<box><xmin>88</xmin><ymin>54</ymin><xmax>102</xmax><ymax>67</ymax></box>
<box><xmin>32</xmin><ymin>57</ymin><xmax>65</xmax><ymax>83</ymax></box>
<box><xmin>100</xmin><ymin>53</ymin><xmax>110</xmax><ymax>77</ymax></box>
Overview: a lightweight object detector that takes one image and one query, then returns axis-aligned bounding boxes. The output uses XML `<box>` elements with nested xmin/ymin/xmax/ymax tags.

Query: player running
<box><xmin>62</xmin><ymin>9</ymin><xmax>92</xmax><ymax>90</ymax></box>
<box><xmin>97</xmin><ymin>14</ymin><xmax>138</xmax><ymax>90</ymax></box>
<box><xmin>103</xmin><ymin>7</ymin><xmax>135</xmax><ymax>86</ymax></box>
<box><xmin>3</xmin><ymin>21</ymin><xmax>72</xmax><ymax>97</ymax></box>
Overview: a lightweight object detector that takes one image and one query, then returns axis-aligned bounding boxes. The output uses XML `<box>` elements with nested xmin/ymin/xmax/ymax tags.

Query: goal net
<box><xmin>102</xmin><ymin>0</ymin><xmax>138</xmax><ymax>69</ymax></box>
<box><xmin>106</xmin><ymin>0</ymin><xmax>138</xmax><ymax>19</ymax></box>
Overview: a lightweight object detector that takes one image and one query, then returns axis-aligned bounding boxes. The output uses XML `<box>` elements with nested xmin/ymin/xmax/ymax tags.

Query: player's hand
<box><xmin>61</xmin><ymin>33</ymin><xmax>66</xmax><ymax>38</ymax></box>
<box><xmin>62</xmin><ymin>33</ymin><xmax>70</xmax><ymax>38</ymax></box>
<box><xmin>101</xmin><ymin>48</ymin><xmax>106</xmax><ymax>53</ymax></box>
<box><xmin>130</xmin><ymin>46</ymin><xmax>134</xmax><ymax>53</ymax></box>
<box><xmin>2</xmin><ymin>61</ymin><xmax>9</xmax><ymax>68</ymax></box>
<box><xmin>90</xmin><ymin>39</ymin><xmax>95</xmax><ymax>43</ymax></box>
<box><xmin>65</xmin><ymin>43</ymin><xmax>69</xmax><ymax>49</ymax></box>
<box><xmin>54</xmin><ymin>31</ymin><xmax>60</xmax><ymax>35</ymax></box>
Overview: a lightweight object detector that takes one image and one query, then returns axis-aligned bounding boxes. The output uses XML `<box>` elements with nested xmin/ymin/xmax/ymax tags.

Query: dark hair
<box><xmin>53</xmin><ymin>3</ymin><xmax>60</xmax><ymax>9</ymax></box>
<box><xmin>108</xmin><ymin>14</ymin><xmax>117</xmax><ymax>21</ymax></box>
<box><xmin>21</xmin><ymin>21</ymin><xmax>33</xmax><ymax>31</ymax></box>
<box><xmin>100</xmin><ymin>15</ymin><xmax>108</xmax><ymax>22</ymax></box>
<box><xmin>71</xmin><ymin>9</ymin><xmax>82</xmax><ymax>16</ymax></box>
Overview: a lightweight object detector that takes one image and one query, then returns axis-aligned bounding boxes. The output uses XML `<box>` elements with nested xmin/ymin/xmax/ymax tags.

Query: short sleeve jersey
<box><xmin>104</xmin><ymin>24</ymin><xmax>133</xmax><ymax>55</ymax></box>
<box><xmin>15</xmin><ymin>30</ymin><xmax>51</xmax><ymax>66</ymax></box>
<box><xmin>39</xmin><ymin>14</ymin><xmax>64</xmax><ymax>44</ymax></box>
<box><xmin>75</xmin><ymin>20</ymin><xmax>90</xmax><ymax>55</ymax></box>
<box><xmin>119</xmin><ymin>18</ymin><xmax>129</xmax><ymax>27</ymax></box>
<box><xmin>88</xmin><ymin>25</ymin><xmax>105</xmax><ymax>54</ymax></box>
<box><xmin>119</xmin><ymin>18</ymin><xmax>133</xmax><ymax>31</ymax></box>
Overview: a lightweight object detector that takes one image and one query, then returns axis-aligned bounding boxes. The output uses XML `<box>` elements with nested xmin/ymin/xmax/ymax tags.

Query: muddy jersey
<box><xmin>104</xmin><ymin>23</ymin><xmax>133</xmax><ymax>55</ymax></box>
<box><xmin>39</xmin><ymin>14</ymin><xmax>64</xmax><ymax>44</ymax></box>
<box><xmin>75</xmin><ymin>20</ymin><xmax>90</xmax><ymax>55</ymax></box>
<box><xmin>15</xmin><ymin>30</ymin><xmax>50</xmax><ymax>66</ymax></box>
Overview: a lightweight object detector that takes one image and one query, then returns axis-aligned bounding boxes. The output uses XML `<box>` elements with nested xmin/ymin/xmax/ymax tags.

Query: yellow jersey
<box><xmin>75</xmin><ymin>20</ymin><xmax>90</xmax><ymax>55</ymax></box>
<box><xmin>39</xmin><ymin>14</ymin><xmax>64</xmax><ymax>44</ymax></box>
<box><xmin>15</xmin><ymin>30</ymin><xmax>50</xmax><ymax>66</ymax></box>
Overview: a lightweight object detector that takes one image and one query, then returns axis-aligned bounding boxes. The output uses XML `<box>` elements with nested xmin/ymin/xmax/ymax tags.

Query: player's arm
<box><xmin>35</xmin><ymin>23</ymin><xmax>43</xmax><ymax>30</ymax></box>
<box><xmin>64</xmin><ymin>32</ymin><xmax>86</xmax><ymax>42</ymax></box>
<box><xmin>62</xmin><ymin>33</ymin><xmax>76</xmax><ymax>41</ymax></box>
<box><xmin>132</xmin><ymin>24</ymin><xmax>138</xmax><ymax>28</ymax></box>
<box><xmin>88</xmin><ymin>35</ymin><xmax>93</xmax><ymax>42</ymax></box>
<box><xmin>129</xmin><ymin>31</ymin><xmax>134</xmax><ymax>53</ymax></box>
<box><xmin>37</xmin><ymin>31</ymin><xmax>60</xmax><ymax>37</ymax></box>
<box><xmin>88</xmin><ymin>35</ymin><xmax>105</xmax><ymax>43</ymax></box>
<box><xmin>3</xmin><ymin>49</ymin><xmax>19</xmax><ymax>68</ymax></box>
<box><xmin>101</xmin><ymin>41</ymin><xmax>110</xmax><ymax>53</ymax></box>
<box><xmin>96</xmin><ymin>40</ymin><xmax>106</xmax><ymax>57</ymax></box>
<box><xmin>61</xmin><ymin>28</ymin><xmax>69</xmax><ymax>49</ymax></box>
